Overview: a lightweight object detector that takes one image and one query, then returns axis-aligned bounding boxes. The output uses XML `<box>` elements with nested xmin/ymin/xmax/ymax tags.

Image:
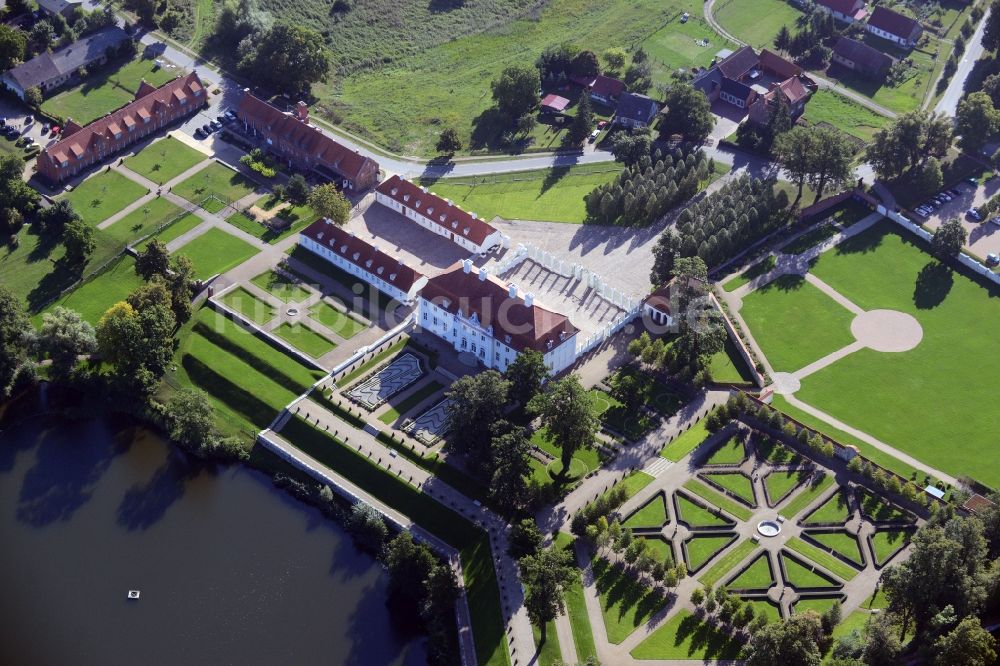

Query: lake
<box><xmin>0</xmin><ymin>397</ymin><xmax>427</xmax><ymax>666</ymax></box>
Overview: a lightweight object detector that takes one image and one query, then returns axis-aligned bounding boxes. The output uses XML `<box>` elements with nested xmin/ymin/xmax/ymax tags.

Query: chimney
<box><xmin>508</xmin><ymin>283</ymin><xmax>517</xmax><ymax>299</ymax></box>
<box><xmin>295</xmin><ymin>101</ymin><xmax>308</xmax><ymax>122</ymax></box>
<box><xmin>463</xmin><ymin>259</ymin><xmax>472</xmax><ymax>274</ymax></box>
<box><xmin>525</xmin><ymin>292</ymin><xmax>534</xmax><ymax>307</ymax></box>
<box><xmin>479</xmin><ymin>268</ymin><xmax>488</xmax><ymax>282</ymax></box>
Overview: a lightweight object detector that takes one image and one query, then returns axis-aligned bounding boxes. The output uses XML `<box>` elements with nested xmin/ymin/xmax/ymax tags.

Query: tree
<box><xmin>567</xmin><ymin>93</ymin><xmax>594</xmax><ymax>145</ymax></box>
<box><xmin>24</xmin><ymin>86</ymin><xmax>42</xmax><ymax>108</ymax></box>
<box><xmin>807</xmin><ymin>127</ymin><xmax>854</xmax><ymax>200</ymax></box>
<box><xmin>344</xmin><ymin>501</ymin><xmax>388</xmax><ymax>552</ymax></box>
<box><xmin>307</xmin><ymin>183</ymin><xmax>351</xmax><ymax>225</ymax></box>
<box><xmin>509</xmin><ymin>519</ymin><xmax>544</xmax><ymax>559</ymax></box>
<box><xmin>602</xmin><ymin>47</ymin><xmax>627</xmax><ymax>73</ymax></box>
<box><xmin>384</xmin><ymin>532</ymin><xmax>437</xmax><ymax>612</ymax></box>
<box><xmin>36</xmin><ymin>307</ymin><xmax>96</xmax><ymax>378</ymax></box>
<box><xmin>528</xmin><ymin>374</ymin><xmax>599</xmax><ymax>470</ymax></box>
<box><xmin>164</xmin><ymin>387</ymin><xmax>217</xmax><ymax>452</ymax></box>
<box><xmin>931</xmin><ymin>218</ymin><xmax>967</xmax><ymax>258</ymax></box>
<box><xmin>491</xmin><ymin>65</ymin><xmax>540</xmax><ymax>120</ymax></box>
<box><xmin>742</xmin><ymin>613</ymin><xmax>825</xmax><ymax>666</ymax></box>
<box><xmin>286</xmin><ymin>174</ymin><xmax>310</xmax><ymax>205</ymax></box>
<box><xmin>932</xmin><ymin>617</ymin><xmax>997</xmax><ymax>666</ymax></box>
<box><xmin>445</xmin><ymin>370</ymin><xmax>510</xmax><ymax>474</ymax></box>
<box><xmin>984</xmin><ymin>0</ymin><xmax>1000</xmax><ymax>52</ymax></box>
<box><xmin>62</xmin><ymin>218</ymin><xmax>95</xmax><ymax>264</ymax></box>
<box><xmin>660</xmin><ymin>83</ymin><xmax>714</xmax><ymax>142</ymax></box>
<box><xmin>37</xmin><ymin>199</ymin><xmax>79</xmax><ymax>232</ymax></box>
<box><xmin>865</xmin><ymin>110</ymin><xmax>953</xmax><ymax>179</ymax></box>
<box><xmin>955</xmin><ymin>92</ymin><xmax>1000</xmax><ymax>151</ymax></box>
<box><xmin>0</xmin><ymin>285</ymin><xmax>30</xmax><ymax>397</ymax></box>
<box><xmin>436</xmin><ymin>127</ymin><xmax>463</xmax><ymax>154</ymax></box>
<box><xmin>237</xmin><ymin>24</ymin><xmax>329</xmax><ymax>95</ymax></box>
<box><xmin>489</xmin><ymin>428</ymin><xmax>532</xmax><ymax>509</ymax></box>
<box><xmin>536</xmin><ymin>43</ymin><xmax>579</xmax><ymax>78</ymax></box>
<box><xmin>0</xmin><ymin>153</ymin><xmax>38</xmax><ymax>215</ymax></box>
<box><xmin>570</xmin><ymin>50</ymin><xmax>600</xmax><ymax>78</ymax></box>
<box><xmin>506</xmin><ymin>349</ymin><xmax>548</xmax><ymax>409</ymax></box>
<box><xmin>0</xmin><ymin>25</ymin><xmax>27</xmax><ymax>71</ymax></box>
<box><xmin>165</xmin><ymin>255</ymin><xmax>195</xmax><ymax>325</ymax></box>
<box><xmin>609</xmin><ymin>130</ymin><xmax>651</xmax><ymax>164</ymax></box>
<box><xmin>773</xmin><ymin>127</ymin><xmax>816</xmax><ymax>204</ymax></box>
<box><xmin>774</xmin><ymin>25</ymin><xmax>792</xmax><ymax>52</ymax></box>
<box><xmin>519</xmin><ymin>547</ymin><xmax>576</xmax><ymax>641</ymax></box>
<box><xmin>96</xmin><ymin>294</ymin><xmax>175</xmax><ymax>397</ymax></box>
<box><xmin>912</xmin><ymin>156</ymin><xmax>944</xmax><ymax>195</ymax></box>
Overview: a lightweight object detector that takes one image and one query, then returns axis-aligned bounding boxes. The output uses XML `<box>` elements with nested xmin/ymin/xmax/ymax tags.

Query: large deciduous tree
<box><xmin>519</xmin><ymin>547</ymin><xmax>576</xmax><ymax>641</ymax></box>
<box><xmin>932</xmin><ymin>617</ymin><xmax>997</xmax><ymax>666</ymax></box>
<box><xmin>0</xmin><ymin>25</ymin><xmax>27</xmax><ymax>71</ymax></box>
<box><xmin>237</xmin><ymin>24</ymin><xmax>329</xmax><ymax>95</ymax></box>
<box><xmin>806</xmin><ymin>127</ymin><xmax>854</xmax><ymax>200</ymax></box>
<box><xmin>956</xmin><ymin>92</ymin><xmax>1000</xmax><ymax>151</ymax></box>
<box><xmin>36</xmin><ymin>307</ymin><xmax>96</xmax><ymax>378</ymax></box>
<box><xmin>505</xmin><ymin>349</ymin><xmax>548</xmax><ymax>409</ymax></box>
<box><xmin>742</xmin><ymin>612</ymin><xmax>825</xmax><ymax>666</ymax></box>
<box><xmin>659</xmin><ymin>82</ymin><xmax>714</xmax><ymax>143</ymax></box>
<box><xmin>567</xmin><ymin>93</ymin><xmax>595</xmax><ymax>145</ymax></box>
<box><xmin>384</xmin><ymin>532</ymin><xmax>437</xmax><ymax>612</ymax></box>
<box><xmin>164</xmin><ymin>387</ymin><xmax>217</xmax><ymax>452</ymax></box>
<box><xmin>865</xmin><ymin>110</ymin><xmax>952</xmax><ymax>180</ymax></box>
<box><xmin>62</xmin><ymin>218</ymin><xmax>95</xmax><ymax>265</ymax></box>
<box><xmin>773</xmin><ymin>126</ymin><xmax>814</xmax><ymax>204</ymax></box>
<box><xmin>984</xmin><ymin>0</ymin><xmax>1000</xmax><ymax>52</ymax></box>
<box><xmin>445</xmin><ymin>370</ymin><xmax>510</xmax><ymax>469</ymax></box>
<box><xmin>489</xmin><ymin>427</ymin><xmax>532</xmax><ymax>510</ymax></box>
<box><xmin>0</xmin><ymin>285</ymin><xmax>30</xmax><ymax>397</ymax></box>
<box><xmin>436</xmin><ymin>127</ymin><xmax>463</xmax><ymax>155</ymax></box>
<box><xmin>931</xmin><ymin>218</ymin><xmax>967</xmax><ymax>258</ymax></box>
<box><xmin>307</xmin><ymin>183</ymin><xmax>351</xmax><ymax>225</ymax></box>
<box><xmin>491</xmin><ymin>65</ymin><xmax>540</xmax><ymax>120</ymax></box>
<box><xmin>528</xmin><ymin>373</ymin><xmax>599</xmax><ymax>470</ymax></box>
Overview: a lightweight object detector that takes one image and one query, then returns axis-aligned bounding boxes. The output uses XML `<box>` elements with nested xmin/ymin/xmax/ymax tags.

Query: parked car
<box><xmin>987</xmin><ymin>253</ymin><xmax>999</xmax><ymax>266</ymax></box>
<box><xmin>967</xmin><ymin>177</ymin><xmax>979</xmax><ymax>187</ymax></box>
<box><xmin>224</xmin><ymin>109</ymin><xmax>236</xmax><ymax>121</ymax></box>
<box><xmin>24</xmin><ymin>115</ymin><xmax>32</xmax><ymax>124</ymax></box>
<box><xmin>202</xmin><ymin>123</ymin><xmax>212</xmax><ymax>134</ymax></box>
<box><xmin>194</xmin><ymin>128</ymin><xmax>205</xmax><ymax>138</ymax></box>
<box><xmin>40</xmin><ymin>123</ymin><xmax>48</xmax><ymax>134</ymax></box>
<box><xmin>51</xmin><ymin>125</ymin><xmax>60</xmax><ymax>135</ymax></box>
<box><xmin>990</xmin><ymin>217</ymin><xmax>1000</xmax><ymax>227</ymax></box>
<box><xmin>968</xmin><ymin>208</ymin><xmax>983</xmax><ymax>221</ymax></box>
<box><xmin>209</xmin><ymin>120</ymin><xmax>222</xmax><ymax>131</ymax></box>
<box><xmin>588</xmin><ymin>129</ymin><xmax>600</xmax><ymax>142</ymax></box>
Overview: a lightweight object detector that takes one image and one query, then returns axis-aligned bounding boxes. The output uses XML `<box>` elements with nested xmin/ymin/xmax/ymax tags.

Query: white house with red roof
<box><xmin>298</xmin><ymin>218</ymin><xmax>426</xmax><ymax>304</ymax></box>
<box><xmin>815</xmin><ymin>0</ymin><xmax>867</xmax><ymax>23</ymax></box>
<box><xmin>375</xmin><ymin>175</ymin><xmax>504</xmax><ymax>255</ymax></box>
<box><xmin>418</xmin><ymin>260</ymin><xmax>579</xmax><ymax>374</ymax></box>
<box><xmin>866</xmin><ymin>6</ymin><xmax>922</xmax><ymax>47</ymax></box>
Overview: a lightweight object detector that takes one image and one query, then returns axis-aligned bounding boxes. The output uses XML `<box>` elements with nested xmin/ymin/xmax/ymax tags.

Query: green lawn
<box><xmin>531</xmin><ymin>622</ymin><xmax>561</xmax><ymax>666</ymax></box>
<box><xmin>871</xmin><ymin>529</ymin><xmax>912</xmax><ymax>565</ymax></box>
<box><xmin>786</xmin><ymin>537</ymin><xmax>858</xmax><ymax>582</ymax></box>
<box><xmin>175</xmin><ymin>227</ymin><xmax>259</xmax><ymax>278</ymax></box>
<box><xmin>592</xmin><ymin>558</ymin><xmax>668</xmax><ymax>644</ymax></box>
<box><xmin>781</xmin><ymin>553</ymin><xmax>842</xmax><ymax>589</ymax></box>
<box><xmin>675</xmin><ymin>494</ymin><xmax>733</xmax><ymax>528</ymax></box>
<box><xmin>287</xmin><ymin>245</ymin><xmax>390</xmax><ymax>320</ymax></box>
<box><xmin>613</xmin><ymin>471</ymin><xmax>656</xmax><ymax>501</ymax></box>
<box><xmin>172</xmin><ymin>162</ymin><xmax>257</xmax><ymax>211</ymax></box>
<box><xmin>62</xmin><ymin>170</ymin><xmax>149</xmax><ymax>227</ymax></box>
<box><xmin>41</xmin><ymin>56</ymin><xmax>178</xmax><ymax>124</ymax></box>
<box><xmin>725</xmin><ymin>551</ymin><xmax>774</xmax><ymax>590</ymax></box>
<box><xmin>278</xmin><ymin>417</ymin><xmax>508</xmax><ymax>666</ymax></box>
<box><xmin>378</xmin><ymin>380</ymin><xmax>445</xmax><ymax>424</ymax></box>
<box><xmin>104</xmin><ymin>196</ymin><xmax>188</xmax><ymax>249</ymax></box>
<box><xmin>251</xmin><ymin>270</ymin><xmax>314</xmax><ymax>303</ymax></box>
<box><xmin>219</xmin><ymin>286</ymin><xmax>276</xmax><ymax>324</ymax></box>
<box><xmin>641</xmin><ymin>536</ymin><xmax>675</xmax><ymax>567</ymax></box>
<box><xmin>554</xmin><ymin>535</ymin><xmax>597</xmax><ymax>664</ymax></box>
<box><xmin>781</xmin><ymin>223</ymin><xmax>839</xmax><ymax>256</ymax></box>
<box><xmin>137</xmin><ymin>212</ymin><xmax>204</xmax><ymax>250</ymax></box>
<box><xmin>705</xmin><ymin>435</ymin><xmax>746</xmax><ymax>465</ymax></box>
<box><xmin>630</xmin><ymin>609</ymin><xmax>743</xmax><ymax>661</ymax></box>
<box><xmin>642</xmin><ymin>15</ymin><xmax>739</xmax><ymax>85</ymax></box>
<box><xmin>273</xmin><ymin>321</ymin><xmax>338</xmax><ymax>358</ymax></box>
<box><xmin>794</xmin><ymin>221</ymin><xmax>1000</xmax><ymax>488</ymax></box>
<box><xmin>707</xmin><ymin>335</ymin><xmax>756</xmax><ymax>384</ymax></box>
<box><xmin>123</xmin><ymin>136</ymin><xmax>208</xmax><ymax>184</ymax></box>
<box><xmin>421</xmin><ymin>163</ymin><xmax>619</xmax><ymax>223</ymax></box>
<box><xmin>309</xmin><ymin>300</ymin><xmax>367</xmax><ymax>339</ymax></box>
<box><xmin>623</xmin><ymin>494</ymin><xmax>668</xmax><ymax>529</ymax></box>
<box><xmin>794</xmin><ymin>597</ymin><xmax>840</xmax><ymax>617</ymax></box>
<box><xmin>699</xmin><ymin>539</ymin><xmax>758</xmax><ymax>588</ymax></box>
<box><xmin>781</xmin><ymin>473</ymin><xmax>834</xmax><ymax>520</ymax></box>
<box><xmin>685</xmin><ymin>535</ymin><xmax>735</xmax><ymax>571</ymax></box>
<box><xmin>807</xmin><ymin>531</ymin><xmax>863</xmax><ymax>566</ymax></box>
<box><xmin>702</xmin><ymin>472</ymin><xmax>755</xmax><ymax>506</ymax></box>
<box><xmin>661</xmin><ymin>417</ymin><xmax>710</xmax><ymax>461</ymax></box>
<box><xmin>170</xmin><ymin>308</ymin><xmax>325</xmax><ymax>435</ymax></box>
<box><xmin>682</xmin><ymin>479</ymin><xmax>753</xmax><ymax>521</ymax></box>
<box><xmin>37</xmin><ymin>255</ymin><xmax>143</xmax><ymax>325</ymax></box>
<box><xmin>802</xmin><ymin>488</ymin><xmax>851</xmax><ymax>525</ymax></box>
<box><xmin>739</xmin><ymin>274</ymin><xmax>856</xmax><ymax>372</ymax></box>
<box><xmin>802</xmin><ymin>89</ymin><xmax>891</xmax><ymax>142</ymax></box>
<box><xmin>531</xmin><ymin>427</ymin><xmax>603</xmax><ymax>475</ymax></box>
<box><xmin>714</xmin><ymin>0</ymin><xmax>803</xmax><ymax>48</ymax></box>
<box><xmin>722</xmin><ymin>255</ymin><xmax>776</xmax><ymax>292</ymax></box>
<box><xmin>763</xmin><ymin>469</ymin><xmax>811</xmax><ymax>505</ymax></box>
<box><xmin>824</xmin><ymin>34</ymin><xmax>939</xmax><ymax>114</ymax></box>
<box><xmin>757</xmin><ymin>437</ymin><xmax>802</xmax><ymax>465</ymax></box>
<box><xmin>857</xmin><ymin>489</ymin><xmax>914</xmax><ymax>524</ymax></box>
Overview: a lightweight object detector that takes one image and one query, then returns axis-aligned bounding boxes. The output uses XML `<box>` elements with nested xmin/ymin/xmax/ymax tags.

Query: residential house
<box><xmin>36</xmin><ymin>0</ymin><xmax>96</xmax><ymax>19</ymax></box>
<box><xmin>832</xmin><ymin>37</ymin><xmax>895</xmax><ymax>80</ymax></box>
<box><xmin>715</xmin><ymin>45</ymin><xmax>760</xmax><ymax>82</ymax></box>
<box><xmin>36</xmin><ymin>73</ymin><xmax>206</xmax><ymax>184</ymax></box>
<box><xmin>540</xmin><ymin>94</ymin><xmax>570</xmax><ymax>114</ymax></box>
<box><xmin>1</xmin><ymin>26</ymin><xmax>130</xmax><ymax>100</ymax></box>
<box><xmin>758</xmin><ymin>49</ymin><xmax>803</xmax><ymax>80</ymax></box>
<box><xmin>418</xmin><ymin>260</ymin><xmax>579</xmax><ymax>375</ymax></box>
<box><xmin>866</xmin><ymin>6</ymin><xmax>922</xmax><ymax>48</ymax></box>
<box><xmin>375</xmin><ymin>175</ymin><xmax>504</xmax><ymax>255</ymax></box>
<box><xmin>298</xmin><ymin>218</ymin><xmax>427</xmax><ymax>305</ymax></box>
<box><xmin>614</xmin><ymin>92</ymin><xmax>661</xmax><ymax>129</ymax></box>
<box><xmin>719</xmin><ymin>78</ymin><xmax>757</xmax><ymax>109</ymax></box>
<box><xmin>748</xmin><ymin>75</ymin><xmax>811</xmax><ymax>126</ymax></box>
<box><xmin>815</xmin><ymin>0</ymin><xmax>868</xmax><ymax>24</ymax></box>
<box><xmin>571</xmin><ymin>74</ymin><xmax>627</xmax><ymax>106</ymax></box>
<box><xmin>236</xmin><ymin>92</ymin><xmax>379</xmax><ymax>192</ymax></box>
<box><xmin>693</xmin><ymin>45</ymin><xmax>762</xmax><ymax>110</ymax></box>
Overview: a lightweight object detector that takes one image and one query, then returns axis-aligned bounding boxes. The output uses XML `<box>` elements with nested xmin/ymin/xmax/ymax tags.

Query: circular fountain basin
<box><xmin>757</xmin><ymin>520</ymin><xmax>781</xmax><ymax>537</ymax></box>
<box><xmin>286</xmin><ymin>307</ymin><xmax>300</xmax><ymax>317</ymax></box>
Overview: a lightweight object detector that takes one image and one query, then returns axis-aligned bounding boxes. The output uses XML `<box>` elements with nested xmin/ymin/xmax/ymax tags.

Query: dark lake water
<box><xmin>0</xmin><ymin>398</ymin><xmax>427</xmax><ymax>666</ymax></box>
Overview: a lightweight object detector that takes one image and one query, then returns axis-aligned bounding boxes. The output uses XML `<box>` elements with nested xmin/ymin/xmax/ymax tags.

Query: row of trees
<box><xmin>773</xmin><ymin>8</ymin><xmax>838</xmax><ymax>69</ymax></box>
<box><xmin>583</xmin><ymin>148</ymin><xmax>714</xmax><ymax>225</ymax></box>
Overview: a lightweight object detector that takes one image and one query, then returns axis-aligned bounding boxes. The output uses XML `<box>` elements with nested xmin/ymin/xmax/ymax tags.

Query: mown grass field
<box><xmin>251</xmin><ymin>270</ymin><xmax>314</xmax><ymax>304</ymax></box>
<box><xmin>175</xmin><ymin>227</ymin><xmax>259</xmax><ymax>278</ymax></box>
<box><xmin>808</xmin><ymin>531</ymin><xmax>863</xmax><ymax>566</ymax></box>
<box><xmin>36</xmin><ymin>254</ymin><xmax>144</xmax><ymax>325</ymax></box>
<box><xmin>642</xmin><ymin>15</ymin><xmax>739</xmax><ymax>86</ymax></box>
<box><xmin>123</xmin><ymin>136</ymin><xmax>208</xmax><ymax>185</ymax></box>
<box><xmin>802</xmin><ymin>89</ymin><xmax>891</xmax><ymax>142</ymax></box>
<box><xmin>63</xmin><ymin>170</ymin><xmax>148</xmax><ymax>228</ymax></box>
<box><xmin>685</xmin><ymin>534</ymin><xmax>734</xmax><ymax>571</ymax></box>
<box><xmin>699</xmin><ymin>539</ymin><xmax>757</xmax><ymax>587</ymax></box>
<box><xmin>172</xmin><ymin>162</ymin><xmax>256</xmax><ymax>210</ymax></box>
<box><xmin>724</xmin><ymin>550</ymin><xmax>773</xmax><ymax>589</ymax></box>
<box><xmin>592</xmin><ymin>557</ymin><xmax>668</xmax><ymax>644</ymax></box>
<box><xmin>630</xmin><ymin>609</ymin><xmax>742</xmax><ymax>660</ymax></box>
<box><xmin>623</xmin><ymin>494</ymin><xmax>667</xmax><ymax>528</ymax></box>
<box><xmin>793</xmin><ymin>222</ymin><xmax>1000</xmax><ymax>487</ymax></box>
<box><xmin>220</xmin><ymin>286</ymin><xmax>276</xmax><ymax>324</ymax></box>
<box><xmin>714</xmin><ymin>0</ymin><xmax>804</xmax><ymax>49</ymax></box>
<box><xmin>41</xmin><ymin>56</ymin><xmax>178</xmax><ymax>124</ymax></box>
<box><xmin>103</xmin><ymin>196</ymin><xmax>186</xmax><ymax>247</ymax></box>
<box><xmin>274</xmin><ymin>322</ymin><xmax>337</xmax><ymax>358</ymax></box>
<box><xmin>780</xmin><ymin>472</ymin><xmax>834</xmax><ymax>520</ymax></box>
<box><xmin>786</xmin><ymin>537</ymin><xmax>858</xmax><ymax>581</ymax></box>
<box><xmin>660</xmin><ymin>416</ymin><xmax>710</xmax><ymax>461</ymax></box>
<box><xmin>138</xmin><ymin>212</ymin><xmax>203</xmax><ymax>250</ymax></box>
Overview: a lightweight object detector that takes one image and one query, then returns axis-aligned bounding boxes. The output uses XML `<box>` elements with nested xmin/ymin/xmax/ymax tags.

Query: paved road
<box><xmin>935</xmin><ymin>8</ymin><xmax>992</xmax><ymax>117</ymax></box>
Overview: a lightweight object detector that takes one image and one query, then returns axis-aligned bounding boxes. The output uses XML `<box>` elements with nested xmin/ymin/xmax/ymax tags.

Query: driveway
<box><xmin>916</xmin><ymin>177</ymin><xmax>1000</xmax><ymax>260</ymax></box>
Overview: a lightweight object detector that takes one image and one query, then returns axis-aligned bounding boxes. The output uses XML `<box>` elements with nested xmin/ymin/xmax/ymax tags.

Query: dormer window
<box><xmin>317</xmin><ymin>232</ymin><xmax>324</xmax><ymax>240</ymax></box>
<box><xmin>442</xmin><ymin>298</ymin><xmax>451</xmax><ymax>309</ymax></box>
<box><xmin>463</xmin><ymin>228</ymin><xmax>469</xmax><ymax>235</ymax></box>
<box><xmin>365</xmin><ymin>259</ymin><xmax>373</xmax><ymax>268</ymax></box>
<box><xmin>340</xmin><ymin>244</ymin><xmax>348</xmax><ymax>253</ymax></box>
<box><xmin>415</xmin><ymin>200</ymin><xmax>421</xmax><ymax>208</ymax></box>
<box><xmin>376</xmin><ymin>266</ymin><xmax>384</xmax><ymax>275</ymax></box>
<box><xmin>451</xmin><ymin>221</ymin><xmax>457</xmax><ymax>229</ymax></box>
<box><xmin>389</xmin><ymin>273</ymin><xmax>396</xmax><ymax>281</ymax></box>
<box><xmin>390</xmin><ymin>187</ymin><xmax>398</xmax><ymax>195</ymax></box>
<box><xmin>504</xmin><ymin>335</ymin><xmax>511</xmax><ymax>344</ymax></box>
<box><xmin>547</xmin><ymin>340</ymin><xmax>553</xmax><ymax>350</ymax></box>
<box><xmin>426</xmin><ymin>207</ymin><xmax>433</xmax><ymax>215</ymax></box>
<box><xmin>403</xmin><ymin>195</ymin><xmax>410</xmax><ymax>202</ymax></box>
<box><xmin>353</xmin><ymin>252</ymin><xmax>360</xmax><ymax>260</ymax></box>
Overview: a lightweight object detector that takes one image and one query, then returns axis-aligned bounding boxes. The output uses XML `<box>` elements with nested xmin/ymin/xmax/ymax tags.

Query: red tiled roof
<box><xmin>45</xmin><ymin>73</ymin><xmax>204</xmax><ymax>166</ymax></box>
<box><xmin>758</xmin><ymin>49</ymin><xmax>802</xmax><ymax>79</ymax></box>
<box><xmin>236</xmin><ymin>92</ymin><xmax>377</xmax><ymax>184</ymax></box>
<box><xmin>717</xmin><ymin>45</ymin><xmax>759</xmax><ymax>80</ymax></box>
<box><xmin>540</xmin><ymin>94</ymin><xmax>570</xmax><ymax>111</ymax></box>
<box><xmin>963</xmin><ymin>494</ymin><xmax>996</xmax><ymax>515</ymax></box>
<box><xmin>422</xmin><ymin>262</ymin><xmax>578</xmax><ymax>353</ymax></box>
<box><xmin>377</xmin><ymin>174</ymin><xmax>499</xmax><ymax>246</ymax></box>
<box><xmin>770</xmin><ymin>76</ymin><xmax>810</xmax><ymax>105</ymax></box>
<box><xmin>590</xmin><ymin>75</ymin><xmax>626</xmax><ymax>98</ymax></box>
<box><xmin>300</xmin><ymin>218</ymin><xmax>423</xmax><ymax>292</ymax></box>
<box><xmin>868</xmin><ymin>6</ymin><xmax>921</xmax><ymax>40</ymax></box>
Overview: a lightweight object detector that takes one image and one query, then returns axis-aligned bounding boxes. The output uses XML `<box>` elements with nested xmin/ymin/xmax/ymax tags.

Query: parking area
<box><xmin>913</xmin><ymin>177</ymin><xmax>1000</xmax><ymax>264</ymax></box>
